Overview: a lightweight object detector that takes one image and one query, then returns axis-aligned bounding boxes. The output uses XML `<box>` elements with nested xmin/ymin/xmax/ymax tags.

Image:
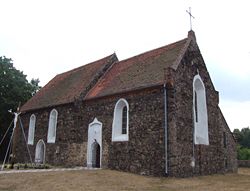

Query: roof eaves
<box><xmin>84</xmin><ymin>82</ymin><xmax>164</xmax><ymax>101</ymax></box>
<box><xmin>21</xmin><ymin>101</ymin><xmax>74</xmax><ymax>113</ymax></box>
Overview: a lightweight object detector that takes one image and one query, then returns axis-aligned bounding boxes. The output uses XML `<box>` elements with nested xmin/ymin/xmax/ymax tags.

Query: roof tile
<box><xmin>86</xmin><ymin>38</ymin><xmax>188</xmax><ymax>99</ymax></box>
<box><xmin>21</xmin><ymin>54</ymin><xmax>117</xmax><ymax>111</ymax></box>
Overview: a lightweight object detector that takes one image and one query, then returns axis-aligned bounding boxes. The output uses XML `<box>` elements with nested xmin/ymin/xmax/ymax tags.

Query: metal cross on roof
<box><xmin>186</xmin><ymin>7</ymin><xmax>195</xmax><ymax>30</ymax></box>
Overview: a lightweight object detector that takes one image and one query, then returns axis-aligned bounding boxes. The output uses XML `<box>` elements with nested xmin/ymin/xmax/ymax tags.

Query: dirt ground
<box><xmin>0</xmin><ymin>168</ymin><xmax>249</xmax><ymax>191</ymax></box>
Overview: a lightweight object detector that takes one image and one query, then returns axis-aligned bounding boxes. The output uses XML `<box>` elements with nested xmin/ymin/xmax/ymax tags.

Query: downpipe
<box><xmin>164</xmin><ymin>84</ymin><xmax>168</xmax><ymax>174</ymax></box>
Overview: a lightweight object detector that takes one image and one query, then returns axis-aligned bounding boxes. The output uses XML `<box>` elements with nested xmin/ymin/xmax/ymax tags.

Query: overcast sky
<box><xmin>0</xmin><ymin>0</ymin><xmax>249</xmax><ymax>131</ymax></box>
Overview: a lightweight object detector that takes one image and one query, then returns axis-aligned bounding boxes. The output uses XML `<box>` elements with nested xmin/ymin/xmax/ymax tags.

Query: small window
<box><xmin>193</xmin><ymin>74</ymin><xmax>209</xmax><ymax>145</ymax></box>
<box><xmin>28</xmin><ymin>114</ymin><xmax>36</xmax><ymax>145</ymax></box>
<box><xmin>112</xmin><ymin>98</ymin><xmax>129</xmax><ymax>142</ymax></box>
<box><xmin>223</xmin><ymin>132</ymin><xmax>227</xmax><ymax>148</ymax></box>
<box><xmin>47</xmin><ymin>109</ymin><xmax>58</xmax><ymax>143</ymax></box>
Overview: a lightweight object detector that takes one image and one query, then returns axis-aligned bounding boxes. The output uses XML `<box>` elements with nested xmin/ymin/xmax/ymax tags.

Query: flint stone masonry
<box><xmin>14</xmin><ymin>88</ymin><xmax>166</xmax><ymax>175</ymax></box>
<box><xmin>238</xmin><ymin>160</ymin><xmax>250</xmax><ymax>167</ymax></box>
<box><xmin>13</xmin><ymin>31</ymin><xmax>237</xmax><ymax>177</ymax></box>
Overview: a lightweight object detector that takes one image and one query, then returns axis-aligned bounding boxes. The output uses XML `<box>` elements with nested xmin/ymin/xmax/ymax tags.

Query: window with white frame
<box><xmin>112</xmin><ymin>98</ymin><xmax>129</xmax><ymax>142</ymax></box>
<box><xmin>28</xmin><ymin>114</ymin><xmax>36</xmax><ymax>145</ymax></box>
<box><xmin>193</xmin><ymin>74</ymin><xmax>209</xmax><ymax>145</ymax></box>
<box><xmin>47</xmin><ymin>109</ymin><xmax>58</xmax><ymax>143</ymax></box>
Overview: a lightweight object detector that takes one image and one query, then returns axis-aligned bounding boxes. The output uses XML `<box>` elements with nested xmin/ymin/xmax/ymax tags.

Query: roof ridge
<box><xmin>20</xmin><ymin>53</ymin><xmax>118</xmax><ymax>112</ymax></box>
<box><xmin>57</xmin><ymin>53</ymin><xmax>116</xmax><ymax>77</ymax></box>
<box><xmin>85</xmin><ymin>37</ymin><xmax>189</xmax><ymax>99</ymax></box>
<box><xmin>117</xmin><ymin>38</ymin><xmax>188</xmax><ymax>64</ymax></box>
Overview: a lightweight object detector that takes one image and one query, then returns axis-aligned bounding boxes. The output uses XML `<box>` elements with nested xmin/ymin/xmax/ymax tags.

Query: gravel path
<box><xmin>0</xmin><ymin>167</ymin><xmax>100</xmax><ymax>174</ymax></box>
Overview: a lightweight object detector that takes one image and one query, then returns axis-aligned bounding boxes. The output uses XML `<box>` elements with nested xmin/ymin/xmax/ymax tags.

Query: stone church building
<box><xmin>14</xmin><ymin>31</ymin><xmax>237</xmax><ymax>177</ymax></box>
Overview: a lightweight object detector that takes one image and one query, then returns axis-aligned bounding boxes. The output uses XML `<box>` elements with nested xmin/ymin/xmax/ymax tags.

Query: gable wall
<box><xmin>167</xmin><ymin>40</ymin><xmax>237</xmax><ymax>177</ymax></box>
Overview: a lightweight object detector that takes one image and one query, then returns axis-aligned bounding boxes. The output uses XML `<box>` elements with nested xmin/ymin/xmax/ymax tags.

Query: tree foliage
<box><xmin>233</xmin><ymin>127</ymin><xmax>250</xmax><ymax>148</ymax></box>
<box><xmin>237</xmin><ymin>145</ymin><xmax>250</xmax><ymax>160</ymax></box>
<box><xmin>233</xmin><ymin>127</ymin><xmax>250</xmax><ymax>160</ymax></box>
<box><xmin>0</xmin><ymin>56</ymin><xmax>41</xmax><ymax>161</ymax></box>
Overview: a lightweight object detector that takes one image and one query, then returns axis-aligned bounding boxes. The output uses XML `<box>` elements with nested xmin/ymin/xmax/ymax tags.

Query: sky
<box><xmin>0</xmin><ymin>0</ymin><xmax>249</xmax><ymax>131</ymax></box>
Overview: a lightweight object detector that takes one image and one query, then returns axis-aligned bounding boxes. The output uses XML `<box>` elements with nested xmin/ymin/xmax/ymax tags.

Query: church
<box><xmin>13</xmin><ymin>31</ymin><xmax>237</xmax><ymax>177</ymax></box>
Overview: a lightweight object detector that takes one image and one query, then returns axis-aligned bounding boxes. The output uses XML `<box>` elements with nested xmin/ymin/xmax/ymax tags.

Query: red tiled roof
<box><xmin>21</xmin><ymin>54</ymin><xmax>118</xmax><ymax>112</ymax></box>
<box><xmin>85</xmin><ymin>38</ymin><xmax>189</xmax><ymax>99</ymax></box>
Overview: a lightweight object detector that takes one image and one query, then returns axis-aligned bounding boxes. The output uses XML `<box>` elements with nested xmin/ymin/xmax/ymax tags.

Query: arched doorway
<box><xmin>35</xmin><ymin>139</ymin><xmax>45</xmax><ymax>164</ymax></box>
<box><xmin>91</xmin><ymin>141</ymin><xmax>101</xmax><ymax>168</ymax></box>
<box><xmin>87</xmin><ymin>118</ymin><xmax>102</xmax><ymax>168</ymax></box>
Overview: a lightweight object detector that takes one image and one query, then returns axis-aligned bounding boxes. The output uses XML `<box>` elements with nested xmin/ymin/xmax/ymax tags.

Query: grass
<box><xmin>0</xmin><ymin>168</ymin><xmax>249</xmax><ymax>191</ymax></box>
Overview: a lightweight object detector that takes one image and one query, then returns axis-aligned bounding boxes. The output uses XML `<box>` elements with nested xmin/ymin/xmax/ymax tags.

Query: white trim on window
<box><xmin>112</xmin><ymin>98</ymin><xmax>129</xmax><ymax>142</ymax></box>
<box><xmin>28</xmin><ymin>114</ymin><xmax>36</xmax><ymax>145</ymax></box>
<box><xmin>47</xmin><ymin>109</ymin><xmax>58</xmax><ymax>143</ymax></box>
<box><xmin>35</xmin><ymin>139</ymin><xmax>46</xmax><ymax>164</ymax></box>
<box><xmin>193</xmin><ymin>74</ymin><xmax>209</xmax><ymax>145</ymax></box>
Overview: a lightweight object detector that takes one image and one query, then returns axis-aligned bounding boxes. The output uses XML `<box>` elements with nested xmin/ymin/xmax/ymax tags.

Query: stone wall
<box><xmin>238</xmin><ymin>160</ymin><xmax>250</xmax><ymax>167</ymax></box>
<box><xmin>218</xmin><ymin>108</ymin><xmax>238</xmax><ymax>172</ymax></box>
<box><xmin>166</xmin><ymin>40</ymin><xmax>237</xmax><ymax>177</ymax></box>
<box><xmin>14</xmin><ymin>103</ymin><xmax>87</xmax><ymax>166</ymax></box>
<box><xmin>83</xmin><ymin>88</ymin><xmax>165</xmax><ymax>175</ymax></box>
<box><xmin>14</xmin><ymin>87</ymin><xmax>166</xmax><ymax>176</ymax></box>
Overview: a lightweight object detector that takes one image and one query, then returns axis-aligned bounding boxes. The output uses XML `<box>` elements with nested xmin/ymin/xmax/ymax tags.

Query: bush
<box><xmin>237</xmin><ymin>145</ymin><xmax>250</xmax><ymax>160</ymax></box>
<box><xmin>34</xmin><ymin>164</ymin><xmax>51</xmax><ymax>169</ymax></box>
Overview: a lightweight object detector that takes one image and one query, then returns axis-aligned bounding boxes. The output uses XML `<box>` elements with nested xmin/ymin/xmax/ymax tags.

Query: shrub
<box><xmin>237</xmin><ymin>145</ymin><xmax>250</xmax><ymax>160</ymax></box>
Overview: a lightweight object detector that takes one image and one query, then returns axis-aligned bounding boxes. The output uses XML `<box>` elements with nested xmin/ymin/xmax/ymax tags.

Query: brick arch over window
<box><xmin>193</xmin><ymin>74</ymin><xmax>209</xmax><ymax>145</ymax></box>
<box><xmin>47</xmin><ymin>109</ymin><xmax>58</xmax><ymax>143</ymax></box>
<box><xmin>112</xmin><ymin>98</ymin><xmax>129</xmax><ymax>142</ymax></box>
<box><xmin>28</xmin><ymin>114</ymin><xmax>36</xmax><ymax>145</ymax></box>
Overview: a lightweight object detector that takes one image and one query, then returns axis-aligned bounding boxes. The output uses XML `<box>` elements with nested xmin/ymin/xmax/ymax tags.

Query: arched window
<box><xmin>193</xmin><ymin>74</ymin><xmax>209</xmax><ymax>145</ymax></box>
<box><xmin>35</xmin><ymin>139</ymin><xmax>46</xmax><ymax>164</ymax></box>
<box><xmin>47</xmin><ymin>109</ymin><xmax>58</xmax><ymax>143</ymax></box>
<box><xmin>28</xmin><ymin>114</ymin><xmax>36</xmax><ymax>145</ymax></box>
<box><xmin>112</xmin><ymin>98</ymin><xmax>129</xmax><ymax>142</ymax></box>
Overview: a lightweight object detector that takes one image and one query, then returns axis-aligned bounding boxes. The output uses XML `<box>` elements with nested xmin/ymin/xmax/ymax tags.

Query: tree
<box><xmin>0</xmin><ymin>56</ymin><xmax>41</xmax><ymax>161</ymax></box>
<box><xmin>233</xmin><ymin>127</ymin><xmax>250</xmax><ymax>148</ymax></box>
<box><xmin>237</xmin><ymin>145</ymin><xmax>250</xmax><ymax>160</ymax></box>
<box><xmin>233</xmin><ymin>127</ymin><xmax>250</xmax><ymax>160</ymax></box>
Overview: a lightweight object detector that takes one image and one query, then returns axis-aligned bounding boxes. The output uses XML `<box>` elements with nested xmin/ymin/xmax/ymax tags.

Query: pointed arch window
<box><xmin>47</xmin><ymin>109</ymin><xmax>58</xmax><ymax>143</ymax></box>
<box><xmin>122</xmin><ymin>106</ymin><xmax>127</xmax><ymax>134</ymax></box>
<box><xmin>28</xmin><ymin>114</ymin><xmax>36</xmax><ymax>145</ymax></box>
<box><xmin>193</xmin><ymin>74</ymin><xmax>209</xmax><ymax>145</ymax></box>
<box><xmin>112</xmin><ymin>98</ymin><xmax>129</xmax><ymax>142</ymax></box>
<box><xmin>35</xmin><ymin>139</ymin><xmax>46</xmax><ymax>164</ymax></box>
